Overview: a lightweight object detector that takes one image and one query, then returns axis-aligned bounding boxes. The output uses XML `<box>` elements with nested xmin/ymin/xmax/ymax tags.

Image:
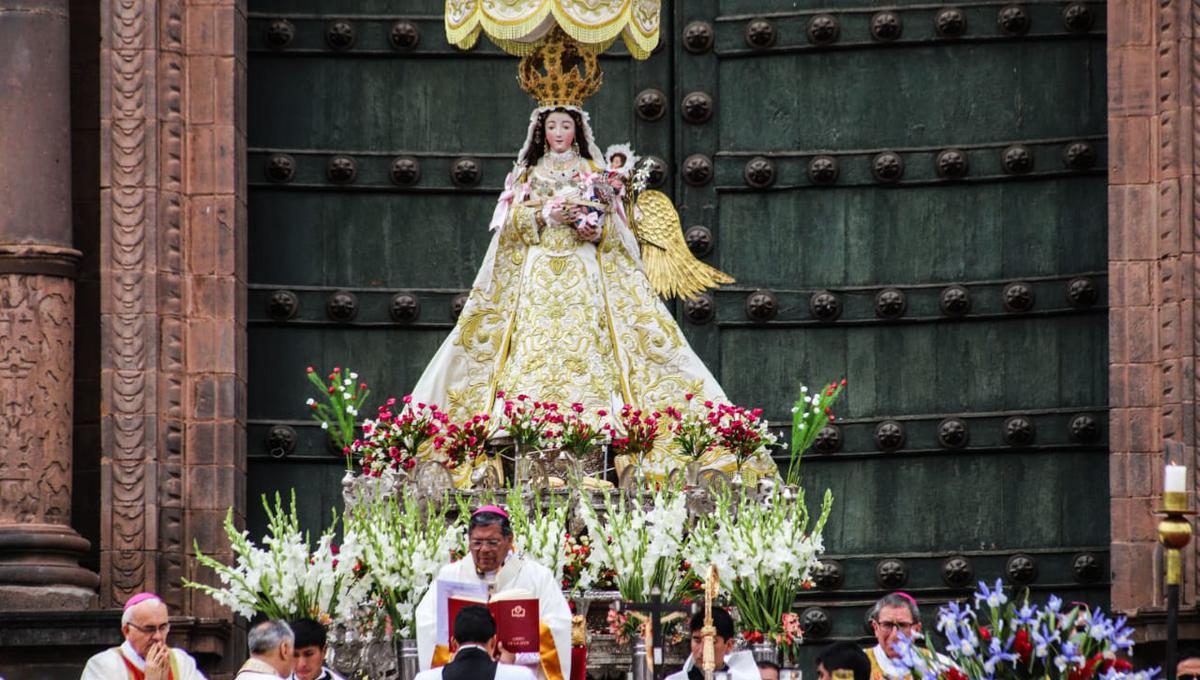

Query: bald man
<box><xmin>81</xmin><ymin>592</ymin><xmax>207</xmax><ymax>680</ymax></box>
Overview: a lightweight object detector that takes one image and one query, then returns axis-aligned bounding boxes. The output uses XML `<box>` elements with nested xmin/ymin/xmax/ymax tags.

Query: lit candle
<box><xmin>1166</xmin><ymin>462</ymin><xmax>1187</xmax><ymax>493</ymax></box>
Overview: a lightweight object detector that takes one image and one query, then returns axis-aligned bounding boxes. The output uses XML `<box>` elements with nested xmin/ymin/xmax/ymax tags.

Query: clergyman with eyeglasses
<box><xmin>866</xmin><ymin>592</ymin><xmax>923</xmax><ymax>680</ymax></box>
<box><xmin>415</xmin><ymin>505</ymin><xmax>573</xmax><ymax>680</ymax></box>
<box><xmin>81</xmin><ymin>592</ymin><xmax>207</xmax><ymax>680</ymax></box>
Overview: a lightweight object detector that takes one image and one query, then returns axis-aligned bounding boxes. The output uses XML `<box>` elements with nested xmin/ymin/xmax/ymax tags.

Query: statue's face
<box><xmin>545</xmin><ymin>112</ymin><xmax>576</xmax><ymax>153</ymax></box>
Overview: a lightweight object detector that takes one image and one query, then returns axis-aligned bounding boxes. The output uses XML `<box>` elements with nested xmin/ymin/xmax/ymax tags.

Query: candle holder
<box><xmin>1156</xmin><ymin>489</ymin><xmax>1194</xmax><ymax>680</ymax></box>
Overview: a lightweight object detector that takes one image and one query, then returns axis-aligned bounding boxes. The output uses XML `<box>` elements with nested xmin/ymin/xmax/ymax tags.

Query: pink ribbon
<box><xmin>489</xmin><ymin>170</ymin><xmax>525</xmax><ymax>231</ymax></box>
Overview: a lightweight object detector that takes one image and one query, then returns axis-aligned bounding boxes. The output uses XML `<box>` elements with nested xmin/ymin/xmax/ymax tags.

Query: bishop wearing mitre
<box><xmin>416</xmin><ymin>506</ymin><xmax>574</xmax><ymax>680</ymax></box>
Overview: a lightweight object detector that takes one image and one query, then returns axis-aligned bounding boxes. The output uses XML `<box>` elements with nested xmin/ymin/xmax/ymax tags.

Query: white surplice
<box><xmin>80</xmin><ymin>641</ymin><xmax>207</xmax><ymax>680</ymax></box>
<box><xmin>415</xmin><ymin>553</ymin><xmax>572</xmax><ymax>680</ymax></box>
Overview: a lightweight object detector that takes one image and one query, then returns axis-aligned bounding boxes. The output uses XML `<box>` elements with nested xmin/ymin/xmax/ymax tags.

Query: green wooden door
<box><xmin>246</xmin><ymin>0</ymin><xmax>1108</xmax><ymax>666</ymax></box>
<box><xmin>669</xmin><ymin>0</ymin><xmax>1109</xmax><ymax>662</ymax></box>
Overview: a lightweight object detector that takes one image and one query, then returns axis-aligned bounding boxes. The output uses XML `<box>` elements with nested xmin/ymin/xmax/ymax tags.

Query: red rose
<box><xmin>943</xmin><ymin>670</ymin><xmax>968</xmax><ymax>680</ymax></box>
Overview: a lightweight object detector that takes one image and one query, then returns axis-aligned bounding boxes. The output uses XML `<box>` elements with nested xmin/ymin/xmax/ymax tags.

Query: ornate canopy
<box><xmin>445</xmin><ymin>0</ymin><xmax>662</xmax><ymax>60</ymax></box>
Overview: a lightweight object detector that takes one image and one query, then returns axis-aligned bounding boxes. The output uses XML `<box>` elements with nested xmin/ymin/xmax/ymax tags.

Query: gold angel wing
<box><xmin>630</xmin><ymin>190</ymin><xmax>734</xmax><ymax>300</ymax></box>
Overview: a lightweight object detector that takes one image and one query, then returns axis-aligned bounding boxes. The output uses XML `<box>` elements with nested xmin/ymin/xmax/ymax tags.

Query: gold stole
<box><xmin>431</xmin><ymin>556</ymin><xmax>565</xmax><ymax>680</ymax></box>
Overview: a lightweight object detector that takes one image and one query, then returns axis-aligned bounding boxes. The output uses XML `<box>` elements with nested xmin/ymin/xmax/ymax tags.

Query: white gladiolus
<box><xmin>185</xmin><ymin>491</ymin><xmax>361</xmax><ymax>624</ymax></box>
<box><xmin>579</xmin><ymin>485</ymin><xmax>689</xmax><ymax>602</ymax></box>
<box><xmin>684</xmin><ymin>487</ymin><xmax>832</xmax><ymax>636</ymax></box>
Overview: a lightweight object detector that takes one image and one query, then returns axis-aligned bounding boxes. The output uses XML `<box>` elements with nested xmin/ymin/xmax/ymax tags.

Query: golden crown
<box><xmin>518</xmin><ymin>28</ymin><xmax>603</xmax><ymax>108</ymax></box>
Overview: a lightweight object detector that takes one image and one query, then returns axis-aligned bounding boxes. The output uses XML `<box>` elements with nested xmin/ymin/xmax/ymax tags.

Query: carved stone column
<box><xmin>0</xmin><ymin>0</ymin><xmax>99</xmax><ymax>608</ymax></box>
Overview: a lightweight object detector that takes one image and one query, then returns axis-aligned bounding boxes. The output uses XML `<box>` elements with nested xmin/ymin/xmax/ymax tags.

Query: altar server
<box><xmin>415</xmin><ymin>605</ymin><xmax>536</xmax><ymax>680</ymax></box>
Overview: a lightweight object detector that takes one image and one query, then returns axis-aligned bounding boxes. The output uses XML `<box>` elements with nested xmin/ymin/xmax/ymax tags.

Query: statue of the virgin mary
<box><xmin>409</xmin><ymin>30</ymin><xmax>774</xmax><ymax>481</ymax></box>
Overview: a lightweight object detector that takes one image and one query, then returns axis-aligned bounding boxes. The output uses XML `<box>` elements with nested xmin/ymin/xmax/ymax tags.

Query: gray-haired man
<box><xmin>866</xmin><ymin>593</ymin><xmax>922</xmax><ymax>680</ymax></box>
<box><xmin>237</xmin><ymin>621</ymin><xmax>296</xmax><ymax>680</ymax></box>
<box><xmin>81</xmin><ymin>592</ymin><xmax>207</xmax><ymax>680</ymax></box>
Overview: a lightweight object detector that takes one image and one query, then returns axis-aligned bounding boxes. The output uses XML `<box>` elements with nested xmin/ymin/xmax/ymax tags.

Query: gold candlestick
<box><xmin>702</xmin><ymin>565</ymin><xmax>720</xmax><ymax>680</ymax></box>
<box><xmin>1157</xmin><ymin>485</ymin><xmax>1194</xmax><ymax>680</ymax></box>
<box><xmin>1159</xmin><ymin>491</ymin><xmax>1193</xmax><ymax>586</ymax></box>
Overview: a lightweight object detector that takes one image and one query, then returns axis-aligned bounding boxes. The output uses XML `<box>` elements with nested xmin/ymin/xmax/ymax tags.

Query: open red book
<box><xmin>447</xmin><ymin>588</ymin><xmax>540</xmax><ymax>655</ymax></box>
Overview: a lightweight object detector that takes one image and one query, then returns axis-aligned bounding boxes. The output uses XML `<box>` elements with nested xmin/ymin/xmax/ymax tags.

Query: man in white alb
<box><xmin>416</xmin><ymin>505</ymin><xmax>573</xmax><ymax>680</ymax></box>
<box><xmin>80</xmin><ymin>593</ymin><xmax>207</xmax><ymax>680</ymax></box>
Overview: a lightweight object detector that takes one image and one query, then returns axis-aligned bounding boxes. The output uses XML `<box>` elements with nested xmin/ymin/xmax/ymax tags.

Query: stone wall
<box><xmin>1108</xmin><ymin>0</ymin><xmax>1200</xmax><ymax>644</ymax></box>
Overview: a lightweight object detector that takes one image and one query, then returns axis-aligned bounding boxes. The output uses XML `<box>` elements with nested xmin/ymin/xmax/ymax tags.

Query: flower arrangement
<box><xmin>435</xmin><ymin>413</ymin><xmax>494</xmax><ymax>470</ymax></box>
<box><xmin>605</xmin><ymin>404</ymin><xmax>661</xmax><ymax>465</ymax></box>
<box><xmin>664</xmin><ymin>395</ymin><xmax>716</xmax><ymax>462</ymax></box>
<box><xmin>305</xmin><ymin>366</ymin><xmax>371</xmax><ymax>464</ymax></box>
<box><xmin>500</xmin><ymin>392</ymin><xmax>552</xmax><ymax>450</ymax></box>
<box><xmin>706</xmin><ymin>402</ymin><xmax>778</xmax><ymax>473</ymax></box>
<box><xmin>578</xmin><ymin>483</ymin><xmax>689</xmax><ymax>602</ymax></box>
<box><xmin>893</xmin><ymin>580</ymin><xmax>1151</xmax><ymax>680</ymax></box>
<box><xmin>185</xmin><ymin>491</ymin><xmax>364</xmax><ymax>623</ymax></box>
<box><xmin>353</xmin><ymin>396</ymin><xmax>448</xmax><ymax>477</ymax></box>
<box><xmin>544</xmin><ymin>403</ymin><xmax>608</xmax><ymax>457</ymax></box>
<box><xmin>340</xmin><ymin>493</ymin><xmax>464</xmax><ymax>639</ymax></box>
<box><xmin>573</xmin><ymin>170</ymin><xmax>611</xmax><ymax>231</ymax></box>
<box><xmin>561</xmin><ymin>533</ymin><xmax>597</xmax><ymax>593</ymax></box>
<box><xmin>684</xmin><ymin>487</ymin><xmax>831</xmax><ymax>646</ymax></box>
<box><xmin>787</xmin><ymin>379</ymin><xmax>847</xmax><ymax>485</ymax></box>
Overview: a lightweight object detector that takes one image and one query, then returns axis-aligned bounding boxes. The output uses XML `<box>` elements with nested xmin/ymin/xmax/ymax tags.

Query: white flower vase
<box><xmin>396</xmin><ymin>638</ymin><xmax>419</xmax><ymax>680</ymax></box>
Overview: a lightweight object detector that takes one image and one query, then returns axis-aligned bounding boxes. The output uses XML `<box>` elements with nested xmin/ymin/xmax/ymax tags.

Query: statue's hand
<box><xmin>548</xmin><ymin>204</ymin><xmax>574</xmax><ymax>224</ymax></box>
<box><xmin>575</xmin><ymin>222</ymin><xmax>601</xmax><ymax>243</ymax></box>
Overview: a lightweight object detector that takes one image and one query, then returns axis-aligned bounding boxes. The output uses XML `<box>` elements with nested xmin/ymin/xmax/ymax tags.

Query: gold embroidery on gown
<box><xmin>408</xmin><ymin>152</ymin><xmax>776</xmax><ymax>485</ymax></box>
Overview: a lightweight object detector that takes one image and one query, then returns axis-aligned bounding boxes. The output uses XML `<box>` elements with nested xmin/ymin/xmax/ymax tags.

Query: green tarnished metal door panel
<box><xmin>672</xmin><ymin>0</ymin><xmax>1108</xmax><ymax>660</ymax></box>
<box><xmin>245</xmin><ymin>2</ymin><xmax>674</xmax><ymax>532</ymax></box>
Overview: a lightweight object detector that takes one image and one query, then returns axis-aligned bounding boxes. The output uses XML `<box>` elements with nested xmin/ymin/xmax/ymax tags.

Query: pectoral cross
<box><xmin>616</xmin><ymin>586</ymin><xmax>693</xmax><ymax>680</ymax></box>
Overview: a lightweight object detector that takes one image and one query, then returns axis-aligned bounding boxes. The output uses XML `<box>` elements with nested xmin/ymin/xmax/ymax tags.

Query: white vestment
<box><xmin>663</xmin><ymin>650</ymin><xmax>760</xmax><ymax>680</ymax></box>
<box><xmin>81</xmin><ymin>641</ymin><xmax>207</xmax><ymax>680</ymax></box>
<box><xmin>415</xmin><ymin>553</ymin><xmax>572</xmax><ymax>680</ymax></box>
<box><xmin>870</xmin><ymin>644</ymin><xmax>912</xmax><ymax>679</ymax></box>
<box><xmin>234</xmin><ymin>658</ymin><xmax>284</xmax><ymax>680</ymax></box>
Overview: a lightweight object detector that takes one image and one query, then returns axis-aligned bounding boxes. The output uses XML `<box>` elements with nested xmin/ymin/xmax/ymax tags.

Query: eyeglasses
<box><xmin>127</xmin><ymin>622</ymin><xmax>171</xmax><ymax>635</ymax></box>
<box><xmin>469</xmin><ymin>539</ymin><xmax>504</xmax><ymax>549</ymax></box>
<box><xmin>1179</xmin><ymin>674</ymin><xmax>1200</xmax><ymax>680</ymax></box>
<box><xmin>874</xmin><ymin>620</ymin><xmax>915</xmax><ymax>633</ymax></box>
